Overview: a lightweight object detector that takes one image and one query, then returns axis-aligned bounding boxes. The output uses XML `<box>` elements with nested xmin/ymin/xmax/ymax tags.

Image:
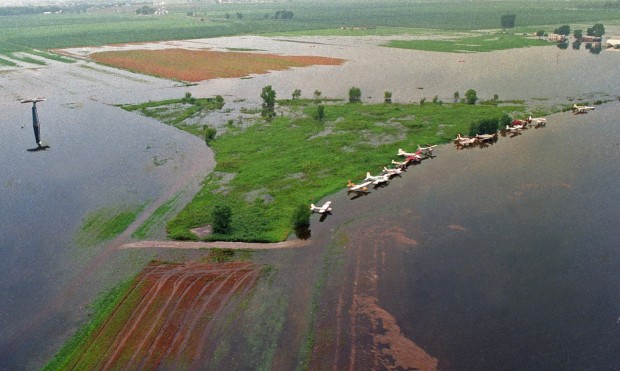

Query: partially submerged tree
<box><xmin>313</xmin><ymin>90</ymin><xmax>322</xmax><ymax>102</ymax></box>
<box><xmin>292</xmin><ymin>89</ymin><xmax>301</xmax><ymax>100</ymax></box>
<box><xmin>348</xmin><ymin>87</ymin><xmax>362</xmax><ymax>103</ymax></box>
<box><xmin>384</xmin><ymin>91</ymin><xmax>392</xmax><ymax>104</ymax></box>
<box><xmin>453</xmin><ymin>91</ymin><xmax>460</xmax><ymax>103</ymax></box>
<box><xmin>465</xmin><ymin>89</ymin><xmax>478</xmax><ymax>105</ymax></box>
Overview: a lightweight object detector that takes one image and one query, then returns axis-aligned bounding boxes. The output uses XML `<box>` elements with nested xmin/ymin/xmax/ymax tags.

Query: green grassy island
<box><xmin>124</xmin><ymin>97</ymin><xmax>539</xmax><ymax>242</ymax></box>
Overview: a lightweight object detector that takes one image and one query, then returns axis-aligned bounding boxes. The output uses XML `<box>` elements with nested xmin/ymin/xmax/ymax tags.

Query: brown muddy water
<box><xmin>1</xmin><ymin>35</ymin><xmax>619</xmax><ymax>369</ymax></box>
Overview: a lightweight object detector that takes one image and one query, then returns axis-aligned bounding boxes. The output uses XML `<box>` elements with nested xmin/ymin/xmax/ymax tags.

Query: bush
<box><xmin>204</xmin><ymin>126</ymin><xmax>217</xmax><ymax>145</ymax></box>
<box><xmin>469</xmin><ymin>117</ymin><xmax>499</xmax><ymax>136</ymax></box>
<box><xmin>465</xmin><ymin>89</ymin><xmax>478</xmax><ymax>105</ymax></box>
<box><xmin>212</xmin><ymin>205</ymin><xmax>232</xmax><ymax>234</ymax></box>
<box><xmin>348</xmin><ymin>87</ymin><xmax>362</xmax><ymax>103</ymax></box>
<box><xmin>292</xmin><ymin>203</ymin><xmax>311</xmax><ymax>228</ymax></box>
<box><xmin>316</xmin><ymin>105</ymin><xmax>325</xmax><ymax>120</ymax></box>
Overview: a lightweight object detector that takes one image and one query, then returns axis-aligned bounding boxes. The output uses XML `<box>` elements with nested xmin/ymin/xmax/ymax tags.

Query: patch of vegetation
<box><xmin>76</xmin><ymin>202</ymin><xmax>147</xmax><ymax>247</ymax></box>
<box><xmin>0</xmin><ymin>57</ymin><xmax>18</xmax><ymax>66</ymax></box>
<box><xmin>132</xmin><ymin>192</ymin><xmax>181</xmax><ymax>239</ymax></box>
<box><xmin>43</xmin><ymin>276</ymin><xmax>136</xmax><ymax>370</ymax></box>
<box><xmin>7</xmin><ymin>52</ymin><xmax>46</xmax><ymax>65</ymax></box>
<box><xmin>386</xmin><ymin>32</ymin><xmax>550</xmax><ymax>53</ymax></box>
<box><xmin>204</xmin><ymin>248</ymin><xmax>253</xmax><ymax>263</ymax></box>
<box><xmin>28</xmin><ymin>49</ymin><xmax>75</xmax><ymax>63</ymax></box>
<box><xmin>165</xmin><ymin>98</ymin><xmax>527</xmax><ymax>242</ymax></box>
<box><xmin>119</xmin><ymin>94</ymin><xmax>224</xmax><ymax>137</ymax></box>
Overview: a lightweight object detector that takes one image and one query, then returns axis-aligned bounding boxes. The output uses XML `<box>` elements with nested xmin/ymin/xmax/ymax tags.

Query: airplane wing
<box><xmin>319</xmin><ymin>201</ymin><xmax>332</xmax><ymax>213</ymax></box>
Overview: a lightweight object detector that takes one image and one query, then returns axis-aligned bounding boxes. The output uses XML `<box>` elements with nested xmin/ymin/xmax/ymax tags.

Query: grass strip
<box><xmin>386</xmin><ymin>32</ymin><xmax>551</xmax><ymax>53</ymax></box>
<box><xmin>43</xmin><ymin>276</ymin><xmax>136</xmax><ymax>371</ymax></box>
<box><xmin>28</xmin><ymin>49</ymin><xmax>75</xmax><ymax>63</ymax></box>
<box><xmin>132</xmin><ymin>192</ymin><xmax>182</xmax><ymax>239</ymax></box>
<box><xmin>75</xmin><ymin>202</ymin><xmax>148</xmax><ymax>247</ymax></box>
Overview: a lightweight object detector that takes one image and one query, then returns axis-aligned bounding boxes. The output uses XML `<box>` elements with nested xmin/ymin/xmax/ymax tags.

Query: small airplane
<box><xmin>505</xmin><ymin>124</ymin><xmax>524</xmax><ymax>134</ymax></box>
<box><xmin>347</xmin><ymin>180</ymin><xmax>371</xmax><ymax>193</ymax></box>
<box><xmin>572</xmin><ymin>104</ymin><xmax>594</xmax><ymax>114</ymax></box>
<box><xmin>21</xmin><ymin>97</ymin><xmax>49</xmax><ymax>150</ymax></box>
<box><xmin>391</xmin><ymin>159</ymin><xmax>409</xmax><ymax>169</ymax></box>
<box><xmin>417</xmin><ymin>144</ymin><xmax>437</xmax><ymax>158</ymax></box>
<box><xmin>382</xmin><ymin>166</ymin><xmax>403</xmax><ymax>177</ymax></box>
<box><xmin>310</xmin><ymin>201</ymin><xmax>332</xmax><ymax>214</ymax></box>
<box><xmin>365</xmin><ymin>172</ymin><xmax>390</xmax><ymax>185</ymax></box>
<box><xmin>474</xmin><ymin>133</ymin><xmax>497</xmax><ymax>143</ymax></box>
<box><xmin>454</xmin><ymin>133</ymin><xmax>477</xmax><ymax>147</ymax></box>
<box><xmin>527</xmin><ymin>116</ymin><xmax>547</xmax><ymax>126</ymax></box>
<box><xmin>397</xmin><ymin>148</ymin><xmax>423</xmax><ymax>161</ymax></box>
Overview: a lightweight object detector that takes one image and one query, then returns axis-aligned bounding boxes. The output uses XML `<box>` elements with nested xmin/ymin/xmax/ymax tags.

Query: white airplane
<box><xmin>382</xmin><ymin>166</ymin><xmax>403</xmax><ymax>177</ymax></box>
<box><xmin>505</xmin><ymin>124</ymin><xmax>523</xmax><ymax>134</ymax></box>
<box><xmin>572</xmin><ymin>104</ymin><xmax>594</xmax><ymax>114</ymax></box>
<box><xmin>527</xmin><ymin>116</ymin><xmax>547</xmax><ymax>125</ymax></box>
<box><xmin>347</xmin><ymin>180</ymin><xmax>371</xmax><ymax>193</ymax></box>
<box><xmin>455</xmin><ymin>133</ymin><xmax>477</xmax><ymax>146</ymax></box>
<box><xmin>391</xmin><ymin>159</ymin><xmax>409</xmax><ymax>168</ymax></box>
<box><xmin>365</xmin><ymin>172</ymin><xmax>390</xmax><ymax>185</ymax></box>
<box><xmin>397</xmin><ymin>148</ymin><xmax>422</xmax><ymax>160</ymax></box>
<box><xmin>474</xmin><ymin>133</ymin><xmax>496</xmax><ymax>143</ymax></box>
<box><xmin>310</xmin><ymin>201</ymin><xmax>332</xmax><ymax>214</ymax></box>
<box><xmin>417</xmin><ymin>144</ymin><xmax>437</xmax><ymax>158</ymax></box>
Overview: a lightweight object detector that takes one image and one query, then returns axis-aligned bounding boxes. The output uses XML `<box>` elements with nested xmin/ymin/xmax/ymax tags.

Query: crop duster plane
<box><xmin>347</xmin><ymin>180</ymin><xmax>371</xmax><ymax>193</ymax></box>
<box><xmin>310</xmin><ymin>201</ymin><xmax>333</xmax><ymax>214</ymax></box>
<box><xmin>365</xmin><ymin>172</ymin><xmax>390</xmax><ymax>185</ymax></box>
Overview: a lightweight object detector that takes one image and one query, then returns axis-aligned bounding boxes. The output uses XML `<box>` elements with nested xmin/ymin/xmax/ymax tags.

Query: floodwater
<box><xmin>303</xmin><ymin>104</ymin><xmax>620</xmax><ymax>369</ymax></box>
<box><xmin>1</xmin><ymin>33</ymin><xmax>619</xmax><ymax>369</ymax></box>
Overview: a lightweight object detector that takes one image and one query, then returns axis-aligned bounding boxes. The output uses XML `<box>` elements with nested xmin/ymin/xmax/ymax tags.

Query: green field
<box><xmin>1</xmin><ymin>0</ymin><xmax>619</xmax><ymax>55</ymax></box>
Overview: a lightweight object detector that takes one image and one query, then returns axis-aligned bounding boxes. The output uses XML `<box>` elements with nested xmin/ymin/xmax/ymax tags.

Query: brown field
<box><xmin>69</xmin><ymin>260</ymin><xmax>261</xmax><ymax>369</ymax></box>
<box><xmin>89</xmin><ymin>48</ymin><xmax>345</xmax><ymax>82</ymax></box>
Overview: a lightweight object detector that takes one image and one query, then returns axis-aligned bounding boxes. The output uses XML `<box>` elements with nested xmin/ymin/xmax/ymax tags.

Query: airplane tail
<box><xmin>347</xmin><ymin>180</ymin><xmax>355</xmax><ymax>187</ymax></box>
<box><xmin>310</xmin><ymin>204</ymin><xmax>316</xmax><ymax>210</ymax></box>
<box><xmin>366</xmin><ymin>172</ymin><xmax>372</xmax><ymax>179</ymax></box>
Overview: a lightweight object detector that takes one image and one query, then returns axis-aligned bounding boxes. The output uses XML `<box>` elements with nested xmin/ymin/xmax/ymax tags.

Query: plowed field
<box><xmin>67</xmin><ymin>260</ymin><xmax>261</xmax><ymax>369</ymax></box>
<box><xmin>90</xmin><ymin>48</ymin><xmax>345</xmax><ymax>82</ymax></box>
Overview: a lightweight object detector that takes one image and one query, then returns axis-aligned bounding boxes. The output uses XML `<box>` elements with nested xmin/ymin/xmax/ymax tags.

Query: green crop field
<box><xmin>1</xmin><ymin>0</ymin><xmax>619</xmax><ymax>55</ymax></box>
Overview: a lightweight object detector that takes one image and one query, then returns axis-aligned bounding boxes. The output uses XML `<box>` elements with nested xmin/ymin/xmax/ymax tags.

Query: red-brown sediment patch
<box><xmin>69</xmin><ymin>260</ymin><xmax>261</xmax><ymax>369</ymax></box>
<box><xmin>89</xmin><ymin>48</ymin><xmax>345</xmax><ymax>82</ymax></box>
<box><xmin>448</xmin><ymin>224</ymin><xmax>467</xmax><ymax>231</ymax></box>
<box><xmin>311</xmin><ymin>219</ymin><xmax>438</xmax><ymax>370</ymax></box>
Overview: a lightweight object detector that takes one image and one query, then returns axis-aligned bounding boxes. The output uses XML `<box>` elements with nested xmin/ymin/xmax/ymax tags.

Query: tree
<box><xmin>212</xmin><ymin>205</ymin><xmax>232</xmax><ymax>234</ymax></box>
<box><xmin>348</xmin><ymin>87</ymin><xmax>361</xmax><ymax>103</ymax></box>
<box><xmin>316</xmin><ymin>105</ymin><xmax>325</xmax><ymax>121</ymax></box>
<box><xmin>236</xmin><ymin>12</ymin><xmax>243</xmax><ymax>19</ymax></box>
<box><xmin>574</xmin><ymin>29</ymin><xmax>583</xmax><ymax>39</ymax></box>
<box><xmin>292</xmin><ymin>203</ymin><xmax>311</xmax><ymax>229</ymax></box>
<box><xmin>465</xmin><ymin>89</ymin><xmax>478</xmax><ymax>105</ymax></box>
<box><xmin>292</xmin><ymin>89</ymin><xmax>301</xmax><ymax>100</ymax></box>
<box><xmin>313</xmin><ymin>90</ymin><xmax>322</xmax><ymax>102</ymax></box>
<box><xmin>554</xmin><ymin>25</ymin><xmax>571</xmax><ymax>36</ymax></box>
<box><xmin>260</xmin><ymin>85</ymin><xmax>276</xmax><ymax>119</ymax></box>
<box><xmin>204</xmin><ymin>126</ymin><xmax>217</xmax><ymax>145</ymax></box>
<box><xmin>587</xmin><ymin>23</ymin><xmax>605</xmax><ymax>37</ymax></box>
<box><xmin>500</xmin><ymin>14</ymin><xmax>516</xmax><ymax>29</ymax></box>
<box><xmin>453</xmin><ymin>91</ymin><xmax>460</xmax><ymax>103</ymax></box>
<box><xmin>432</xmin><ymin>95</ymin><xmax>439</xmax><ymax>104</ymax></box>
<box><xmin>384</xmin><ymin>91</ymin><xmax>392</xmax><ymax>104</ymax></box>
<box><xmin>535</xmin><ymin>30</ymin><xmax>545</xmax><ymax>37</ymax></box>
<box><xmin>469</xmin><ymin>117</ymin><xmax>499</xmax><ymax>136</ymax></box>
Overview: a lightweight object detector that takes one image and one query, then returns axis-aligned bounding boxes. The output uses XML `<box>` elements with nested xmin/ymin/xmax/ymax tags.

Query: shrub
<box><xmin>292</xmin><ymin>203</ymin><xmax>311</xmax><ymax>228</ymax></box>
<box><xmin>212</xmin><ymin>205</ymin><xmax>232</xmax><ymax>234</ymax></box>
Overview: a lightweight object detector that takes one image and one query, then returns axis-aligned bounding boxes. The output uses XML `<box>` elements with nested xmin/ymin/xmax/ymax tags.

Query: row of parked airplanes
<box><xmin>311</xmin><ymin>104</ymin><xmax>594</xmax><ymax>214</ymax></box>
<box><xmin>310</xmin><ymin>145</ymin><xmax>437</xmax><ymax>214</ymax></box>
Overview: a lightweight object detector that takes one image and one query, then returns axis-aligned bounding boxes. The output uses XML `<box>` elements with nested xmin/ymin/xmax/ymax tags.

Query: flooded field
<box><xmin>1</xmin><ymin>34</ymin><xmax>619</xmax><ymax>368</ymax></box>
